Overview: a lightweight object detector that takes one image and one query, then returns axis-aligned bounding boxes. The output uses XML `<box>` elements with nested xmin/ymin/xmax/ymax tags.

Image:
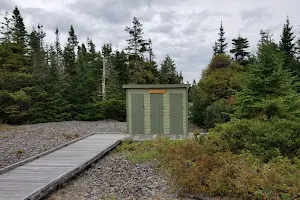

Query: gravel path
<box><xmin>0</xmin><ymin>121</ymin><xmax>206</xmax><ymax>199</ymax></box>
<box><xmin>44</xmin><ymin>153</ymin><xmax>189</xmax><ymax>200</ymax></box>
<box><xmin>0</xmin><ymin>120</ymin><xmax>126</xmax><ymax>168</ymax></box>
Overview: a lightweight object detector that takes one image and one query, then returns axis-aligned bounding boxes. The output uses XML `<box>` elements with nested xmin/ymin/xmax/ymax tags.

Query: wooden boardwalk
<box><xmin>0</xmin><ymin>133</ymin><xmax>126</xmax><ymax>200</ymax></box>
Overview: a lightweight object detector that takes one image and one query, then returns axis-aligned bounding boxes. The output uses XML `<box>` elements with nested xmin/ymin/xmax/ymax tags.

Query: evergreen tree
<box><xmin>259</xmin><ymin>29</ymin><xmax>273</xmax><ymax>45</ymax></box>
<box><xmin>230</xmin><ymin>35</ymin><xmax>250</xmax><ymax>64</ymax></box>
<box><xmin>87</xmin><ymin>37</ymin><xmax>96</xmax><ymax>54</ymax></box>
<box><xmin>125</xmin><ymin>17</ymin><xmax>148</xmax><ymax>60</ymax></box>
<box><xmin>86</xmin><ymin>38</ymin><xmax>102</xmax><ymax>98</ymax></box>
<box><xmin>63</xmin><ymin>25</ymin><xmax>78</xmax><ymax>77</ymax></box>
<box><xmin>28</xmin><ymin>44</ymin><xmax>71</xmax><ymax>123</ymax></box>
<box><xmin>234</xmin><ymin>41</ymin><xmax>300</xmax><ymax>119</ymax></box>
<box><xmin>190</xmin><ymin>54</ymin><xmax>242</xmax><ymax>127</ymax></box>
<box><xmin>0</xmin><ymin>10</ymin><xmax>32</xmax><ymax>124</ymax></box>
<box><xmin>11</xmin><ymin>7</ymin><xmax>27</xmax><ymax>49</ymax></box>
<box><xmin>0</xmin><ymin>12</ymin><xmax>12</xmax><ymax>43</ymax></box>
<box><xmin>114</xmin><ymin>50</ymin><xmax>130</xmax><ymax>87</ymax></box>
<box><xmin>279</xmin><ymin>17</ymin><xmax>296</xmax><ymax>73</ymax></box>
<box><xmin>28</xmin><ymin>25</ymin><xmax>47</xmax><ymax>79</ymax></box>
<box><xmin>102</xmin><ymin>43</ymin><xmax>112</xmax><ymax>58</ymax></box>
<box><xmin>148</xmin><ymin>38</ymin><xmax>154</xmax><ymax>62</ymax></box>
<box><xmin>125</xmin><ymin>17</ymin><xmax>160</xmax><ymax>84</ymax></box>
<box><xmin>159</xmin><ymin>54</ymin><xmax>182</xmax><ymax>84</ymax></box>
<box><xmin>212</xmin><ymin>42</ymin><xmax>219</xmax><ymax>55</ymax></box>
<box><xmin>188</xmin><ymin>79</ymin><xmax>197</xmax><ymax>102</ymax></box>
<box><xmin>62</xmin><ymin>25</ymin><xmax>79</xmax><ymax>117</ymax></box>
<box><xmin>279</xmin><ymin>17</ymin><xmax>295</xmax><ymax>57</ymax></box>
<box><xmin>213</xmin><ymin>21</ymin><xmax>228</xmax><ymax>54</ymax></box>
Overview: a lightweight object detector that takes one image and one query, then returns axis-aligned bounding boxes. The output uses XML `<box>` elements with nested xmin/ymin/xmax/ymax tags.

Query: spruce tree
<box><xmin>159</xmin><ymin>55</ymin><xmax>182</xmax><ymax>84</ymax></box>
<box><xmin>102</xmin><ymin>43</ymin><xmax>112</xmax><ymax>58</ymax></box>
<box><xmin>148</xmin><ymin>38</ymin><xmax>154</xmax><ymax>62</ymax></box>
<box><xmin>62</xmin><ymin>25</ymin><xmax>79</xmax><ymax>117</ymax></box>
<box><xmin>212</xmin><ymin>42</ymin><xmax>219</xmax><ymax>55</ymax></box>
<box><xmin>114</xmin><ymin>50</ymin><xmax>130</xmax><ymax>87</ymax></box>
<box><xmin>279</xmin><ymin>17</ymin><xmax>296</xmax><ymax>73</ymax></box>
<box><xmin>125</xmin><ymin>17</ymin><xmax>148</xmax><ymax>60</ymax></box>
<box><xmin>63</xmin><ymin>25</ymin><xmax>78</xmax><ymax>77</ymax></box>
<box><xmin>11</xmin><ymin>7</ymin><xmax>27</xmax><ymax>49</ymax></box>
<box><xmin>0</xmin><ymin>12</ymin><xmax>12</xmax><ymax>43</ymax></box>
<box><xmin>0</xmin><ymin>11</ymin><xmax>31</xmax><ymax>124</ymax></box>
<box><xmin>234</xmin><ymin>41</ymin><xmax>300</xmax><ymax>119</ymax></box>
<box><xmin>188</xmin><ymin>80</ymin><xmax>197</xmax><ymax>102</ymax></box>
<box><xmin>213</xmin><ymin>21</ymin><xmax>228</xmax><ymax>54</ymax></box>
<box><xmin>125</xmin><ymin>17</ymin><xmax>159</xmax><ymax>84</ymax></box>
<box><xmin>28</xmin><ymin>25</ymin><xmax>47</xmax><ymax>79</ymax></box>
<box><xmin>230</xmin><ymin>35</ymin><xmax>250</xmax><ymax>64</ymax></box>
<box><xmin>259</xmin><ymin>29</ymin><xmax>273</xmax><ymax>45</ymax></box>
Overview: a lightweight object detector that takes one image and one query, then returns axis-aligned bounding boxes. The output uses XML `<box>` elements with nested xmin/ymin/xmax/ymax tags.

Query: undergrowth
<box><xmin>116</xmin><ymin>138</ymin><xmax>300</xmax><ymax>200</ymax></box>
<box><xmin>0</xmin><ymin>123</ymin><xmax>12</xmax><ymax>131</ymax></box>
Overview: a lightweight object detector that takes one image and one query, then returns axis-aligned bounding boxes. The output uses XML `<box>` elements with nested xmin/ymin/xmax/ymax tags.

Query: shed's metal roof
<box><xmin>122</xmin><ymin>84</ymin><xmax>190</xmax><ymax>89</ymax></box>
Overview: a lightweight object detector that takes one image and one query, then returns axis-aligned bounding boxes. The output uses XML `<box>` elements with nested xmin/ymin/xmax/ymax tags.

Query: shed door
<box><xmin>150</xmin><ymin>94</ymin><xmax>163</xmax><ymax>134</ymax></box>
<box><xmin>131</xmin><ymin>94</ymin><xmax>144</xmax><ymax>134</ymax></box>
<box><xmin>170</xmin><ymin>93</ymin><xmax>183</xmax><ymax>134</ymax></box>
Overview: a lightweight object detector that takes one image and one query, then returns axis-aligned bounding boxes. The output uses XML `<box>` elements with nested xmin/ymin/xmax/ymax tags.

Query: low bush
<box><xmin>117</xmin><ymin>138</ymin><xmax>300</xmax><ymax>199</ymax></box>
<box><xmin>101</xmin><ymin>99</ymin><xmax>126</xmax><ymax>122</ymax></box>
<box><xmin>77</xmin><ymin>99</ymin><xmax>126</xmax><ymax>122</ymax></box>
<box><xmin>210</xmin><ymin>118</ymin><xmax>300</xmax><ymax>161</ymax></box>
<box><xmin>204</xmin><ymin>98</ymin><xmax>232</xmax><ymax>128</ymax></box>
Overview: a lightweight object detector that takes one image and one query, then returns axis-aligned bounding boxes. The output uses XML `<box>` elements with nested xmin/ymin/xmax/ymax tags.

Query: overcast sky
<box><xmin>1</xmin><ymin>0</ymin><xmax>299</xmax><ymax>83</ymax></box>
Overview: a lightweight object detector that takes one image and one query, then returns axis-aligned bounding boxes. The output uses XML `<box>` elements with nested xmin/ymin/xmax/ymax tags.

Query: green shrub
<box><xmin>117</xmin><ymin>139</ymin><xmax>300</xmax><ymax>199</ymax></box>
<box><xmin>204</xmin><ymin>98</ymin><xmax>232</xmax><ymax>128</ymax></box>
<box><xmin>101</xmin><ymin>99</ymin><xmax>126</xmax><ymax>121</ymax></box>
<box><xmin>80</xmin><ymin>99</ymin><xmax>126</xmax><ymax>121</ymax></box>
<box><xmin>210</xmin><ymin>118</ymin><xmax>300</xmax><ymax>161</ymax></box>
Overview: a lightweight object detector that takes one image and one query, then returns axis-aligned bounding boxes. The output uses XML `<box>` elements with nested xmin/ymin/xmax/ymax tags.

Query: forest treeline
<box><xmin>190</xmin><ymin>17</ymin><xmax>300</xmax><ymax>129</ymax></box>
<box><xmin>0</xmin><ymin>7</ymin><xmax>183</xmax><ymax>124</ymax></box>
<box><xmin>190</xmin><ymin>16</ymin><xmax>300</xmax><ymax>162</ymax></box>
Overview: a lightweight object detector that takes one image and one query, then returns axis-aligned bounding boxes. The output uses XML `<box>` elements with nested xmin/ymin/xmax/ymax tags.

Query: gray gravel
<box><xmin>0</xmin><ymin>120</ymin><xmax>126</xmax><ymax>168</ymax></box>
<box><xmin>45</xmin><ymin>153</ymin><xmax>188</xmax><ymax>200</ymax></box>
<box><xmin>0</xmin><ymin>121</ymin><xmax>205</xmax><ymax>200</ymax></box>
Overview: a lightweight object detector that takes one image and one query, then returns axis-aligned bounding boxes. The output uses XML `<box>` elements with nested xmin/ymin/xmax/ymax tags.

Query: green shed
<box><xmin>123</xmin><ymin>84</ymin><xmax>190</xmax><ymax>135</ymax></box>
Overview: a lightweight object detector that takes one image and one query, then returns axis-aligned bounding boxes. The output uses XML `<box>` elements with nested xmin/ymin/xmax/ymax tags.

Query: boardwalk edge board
<box><xmin>27</xmin><ymin>139</ymin><xmax>122</xmax><ymax>200</ymax></box>
<box><xmin>0</xmin><ymin>133</ymin><xmax>96</xmax><ymax>175</ymax></box>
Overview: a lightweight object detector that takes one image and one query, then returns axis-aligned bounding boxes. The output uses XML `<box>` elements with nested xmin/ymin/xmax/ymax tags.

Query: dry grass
<box><xmin>0</xmin><ymin>123</ymin><xmax>12</xmax><ymax>132</ymax></box>
<box><xmin>62</xmin><ymin>133</ymin><xmax>80</xmax><ymax>141</ymax></box>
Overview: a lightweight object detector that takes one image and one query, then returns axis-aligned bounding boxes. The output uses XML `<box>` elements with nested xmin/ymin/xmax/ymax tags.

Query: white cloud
<box><xmin>2</xmin><ymin>0</ymin><xmax>300</xmax><ymax>83</ymax></box>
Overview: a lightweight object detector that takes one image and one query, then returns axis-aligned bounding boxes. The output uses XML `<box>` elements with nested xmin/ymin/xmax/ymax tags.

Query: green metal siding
<box><xmin>144</xmin><ymin>93</ymin><xmax>151</xmax><ymax>134</ymax></box>
<box><xmin>185</xmin><ymin>89</ymin><xmax>189</xmax><ymax>135</ymax></box>
<box><xmin>126</xmin><ymin>89</ymin><xmax>129</xmax><ymax>134</ymax></box>
<box><xmin>126</xmin><ymin>87</ymin><xmax>189</xmax><ymax>135</ymax></box>
<box><xmin>170</xmin><ymin>93</ymin><xmax>183</xmax><ymax>134</ymax></box>
<box><xmin>162</xmin><ymin>88</ymin><xmax>187</xmax><ymax>135</ymax></box>
<box><xmin>131</xmin><ymin>93</ymin><xmax>144</xmax><ymax>134</ymax></box>
<box><xmin>163</xmin><ymin>92</ymin><xmax>170</xmax><ymax>134</ymax></box>
<box><xmin>150</xmin><ymin>94</ymin><xmax>164</xmax><ymax>134</ymax></box>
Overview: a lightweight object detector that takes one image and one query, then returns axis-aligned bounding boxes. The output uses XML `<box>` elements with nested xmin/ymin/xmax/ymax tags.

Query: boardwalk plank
<box><xmin>0</xmin><ymin>134</ymin><xmax>126</xmax><ymax>200</ymax></box>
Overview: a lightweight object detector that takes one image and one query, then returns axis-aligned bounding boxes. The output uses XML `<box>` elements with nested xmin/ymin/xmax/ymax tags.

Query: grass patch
<box><xmin>17</xmin><ymin>149</ymin><xmax>24</xmax><ymax>154</ymax></box>
<box><xmin>116</xmin><ymin>138</ymin><xmax>300</xmax><ymax>199</ymax></box>
<box><xmin>0</xmin><ymin>123</ymin><xmax>12</xmax><ymax>131</ymax></box>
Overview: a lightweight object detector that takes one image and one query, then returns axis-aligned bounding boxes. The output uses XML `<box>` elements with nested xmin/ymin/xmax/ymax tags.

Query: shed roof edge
<box><xmin>122</xmin><ymin>84</ymin><xmax>191</xmax><ymax>89</ymax></box>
